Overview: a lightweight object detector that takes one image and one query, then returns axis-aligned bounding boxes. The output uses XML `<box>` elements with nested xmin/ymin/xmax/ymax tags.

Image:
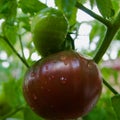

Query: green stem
<box><xmin>0</xmin><ymin>106</ymin><xmax>24</xmax><ymax>120</ymax></box>
<box><xmin>102</xmin><ymin>78</ymin><xmax>119</xmax><ymax>94</ymax></box>
<box><xmin>67</xmin><ymin>34</ymin><xmax>75</xmax><ymax>50</ymax></box>
<box><xmin>0</xmin><ymin>36</ymin><xmax>30</xmax><ymax>68</ymax></box>
<box><xmin>75</xmin><ymin>2</ymin><xmax>112</xmax><ymax>27</ymax></box>
<box><xmin>19</xmin><ymin>34</ymin><xmax>26</xmax><ymax>60</ymax></box>
<box><xmin>76</xmin><ymin>2</ymin><xmax>120</xmax><ymax>94</ymax></box>
<box><xmin>93</xmin><ymin>12</ymin><xmax>120</xmax><ymax>95</ymax></box>
<box><xmin>93</xmin><ymin>27</ymin><xmax>117</xmax><ymax>63</ymax></box>
<box><xmin>93</xmin><ymin>11</ymin><xmax>120</xmax><ymax>63</ymax></box>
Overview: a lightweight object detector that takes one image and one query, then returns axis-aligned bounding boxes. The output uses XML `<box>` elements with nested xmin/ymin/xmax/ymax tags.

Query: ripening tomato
<box><xmin>31</xmin><ymin>7</ymin><xmax>69</xmax><ymax>57</ymax></box>
<box><xmin>23</xmin><ymin>50</ymin><xmax>102</xmax><ymax>119</ymax></box>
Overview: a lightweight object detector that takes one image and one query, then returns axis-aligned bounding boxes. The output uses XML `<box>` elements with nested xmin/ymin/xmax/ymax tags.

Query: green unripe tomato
<box><xmin>31</xmin><ymin>7</ymin><xmax>69</xmax><ymax>57</ymax></box>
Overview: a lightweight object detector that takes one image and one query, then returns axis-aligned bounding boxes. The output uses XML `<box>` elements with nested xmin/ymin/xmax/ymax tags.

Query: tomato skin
<box><xmin>23</xmin><ymin>50</ymin><xmax>102</xmax><ymax>119</ymax></box>
<box><xmin>31</xmin><ymin>8</ymin><xmax>69</xmax><ymax>57</ymax></box>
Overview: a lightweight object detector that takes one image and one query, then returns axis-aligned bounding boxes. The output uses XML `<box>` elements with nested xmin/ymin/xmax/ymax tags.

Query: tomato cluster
<box><xmin>23</xmin><ymin>7</ymin><xmax>102</xmax><ymax>120</ymax></box>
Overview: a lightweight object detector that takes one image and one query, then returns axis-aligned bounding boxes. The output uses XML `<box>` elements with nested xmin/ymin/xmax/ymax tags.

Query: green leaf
<box><xmin>69</xmin><ymin>22</ymin><xmax>81</xmax><ymax>36</ymax></box>
<box><xmin>113</xmin><ymin>0</ymin><xmax>120</xmax><ymax>16</ymax></box>
<box><xmin>83</xmin><ymin>94</ymin><xmax>117</xmax><ymax>120</ymax></box>
<box><xmin>111</xmin><ymin>94</ymin><xmax>120</xmax><ymax>120</ymax></box>
<box><xmin>18</xmin><ymin>15</ymin><xmax>31</xmax><ymax>31</ymax></box>
<box><xmin>89</xmin><ymin>21</ymin><xmax>106</xmax><ymax>42</ymax></box>
<box><xmin>0</xmin><ymin>38</ymin><xmax>14</xmax><ymax>56</ymax></box>
<box><xmin>115</xmin><ymin>29</ymin><xmax>120</xmax><ymax>40</ymax></box>
<box><xmin>69</xmin><ymin>7</ymin><xmax>78</xmax><ymax>24</ymax></box>
<box><xmin>90</xmin><ymin>0</ymin><xmax>95</xmax><ymax>8</ymax></box>
<box><xmin>23</xmin><ymin>106</ymin><xmax>43</xmax><ymax>120</ymax></box>
<box><xmin>2</xmin><ymin>20</ymin><xmax>18</xmax><ymax>45</ymax></box>
<box><xmin>0</xmin><ymin>0</ymin><xmax>17</xmax><ymax>19</ymax></box>
<box><xmin>19</xmin><ymin>0</ymin><xmax>47</xmax><ymax>15</ymax></box>
<box><xmin>96</xmin><ymin>0</ymin><xmax>114</xmax><ymax>18</ymax></box>
<box><xmin>78</xmin><ymin>0</ymin><xmax>88</xmax><ymax>4</ymax></box>
<box><xmin>55</xmin><ymin>0</ymin><xmax>77</xmax><ymax>24</ymax></box>
<box><xmin>3</xmin><ymin>80</ymin><xmax>22</xmax><ymax>107</ymax></box>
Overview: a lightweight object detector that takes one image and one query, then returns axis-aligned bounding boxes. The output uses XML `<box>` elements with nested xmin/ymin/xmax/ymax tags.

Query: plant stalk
<box><xmin>75</xmin><ymin>2</ymin><xmax>112</xmax><ymax>27</ymax></box>
<box><xmin>93</xmin><ymin>12</ymin><xmax>120</xmax><ymax>95</ymax></box>
<box><xmin>76</xmin><ymin>2</ymin><xmax>120</xmax><ymax>94</ymax></box>
<box><xmin>93</xmin><ymin>26</ymin><xmax>117</xmax><ymax>63</ymax></box>
<box><xmin>0</xmin><ymin>36</ymin><xmax>30</xmax><ymax>68</ymax></box>
<box><xmin>19</xmin><ymin>34</ymin><xmax>26</xmax><ymax>60</ymax></box>
<box><xmin>103</xmin><ymin>78</ymin><xmax>119</xmax><ymax>94</ymax></box>
<box><xmin>93</xmin><ymin>11</ymin><xmax>120</xmax><ymax>63</ymax></box>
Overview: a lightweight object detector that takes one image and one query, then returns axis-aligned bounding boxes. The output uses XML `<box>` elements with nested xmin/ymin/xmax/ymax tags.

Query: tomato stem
<box><xmin>75</xmin><ymin>2</ymin><xmax>112</xmax><ymax>27</ymax></box>
<box><xmin>103</xmin><ymin>78</ymin><xmax>119</xmax><ymax>94</ymax></box>
<box><xmin>0</xmin><ymin>35</ymin><xmax>30</xmax><ymax>68</ymax></box>
<box><xmin>93</xmin><ymin>27</ymin><xmax>117</xmax><ymax>63</ymax></box>
<box><xmin>93</xmin><ymin>12</ymin><xmax>120</xmax><ymax>95</ymax></box>
<box><xmin>67</xmin><ymin>34</ymin><xmax>75</xmax><ymax>50</ymax></box>
<box><xmin>76</xmin><ymin>2</ymin><xmax>120</xmax><ymax>95</ymax></box>
<box><xmin>19</xmin><ymin>34</ymin><xmax>26</xmax><ymax>61</ymax></box>
<box><xmin>93</xmin><ymin>11</ymin><xmax>120</xmax><ymax>63</ymax></box>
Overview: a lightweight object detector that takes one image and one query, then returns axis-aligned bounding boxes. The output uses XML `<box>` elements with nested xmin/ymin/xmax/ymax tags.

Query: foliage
<box><xmin>111</xmin><ymin>95</ymin><xmax>120</xmax><ymax>120</ymax></box>
<box><xmin>0</xmin><ymin>0</ymin><xmax>120</xmax><ymax>120</ymax></box>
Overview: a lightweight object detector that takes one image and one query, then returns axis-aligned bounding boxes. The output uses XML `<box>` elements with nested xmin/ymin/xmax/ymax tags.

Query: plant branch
<box><xmin>102</xmin><ymin>78</ymin><xmax>119</xmax><ymax>94</ymax></box>
<box><xmin>0</xmin><ymin>36</ymin><xmax>30</xmax><ymax>68</ymax></box>
<box><xmin>67</xmin><ymin>34</ymin><xmax>75</xmax><ymax>50</ymax></box>
<box><xmin>19</xmin><ymin>34</ymin><xmax>26</xmax><ymax>60</ymax></box>
<box><xmin>93</xmin><ymin>11</ymin><xmax>120</xmax><ymax>95</ymax></box>
<box><xmin>93</xmin><ymin>11</ymin><xmax>120</xmax><ymax>63</ymax></box>
<box><xmin>93</xmin><ymin>27</ymin><xmax>117</xmax><ymax>63</ymax></box>
<box><xmin>94</xmin><ymin>27</ymin><xmax>119</xmax><ymax>95</ymax></box>
<box><xmin>0</xmin><ymin>105</ymin><xmax>25</xmax><ymax>120</ymax></box>
<box><xmin>75</xmin><ymin>2</ymin><xmax>112</xmax><ymax>27</ymax></box>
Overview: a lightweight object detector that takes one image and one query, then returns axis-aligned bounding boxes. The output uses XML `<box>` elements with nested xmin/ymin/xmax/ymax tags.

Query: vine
<box><xmin>94</xmin><ymin>12</ymin><xmax>120</xmax><ymax>63</ymax></box>
<box><xmin>75</xmin><ymin>2</ymin><xmax>112</xmax><ymax>27</ymax></box>
<box><xmin>19</xmin><ymin>34</ymin><xmax>26</xmax><ymax>60</ymax></box>
<box><xmin>0</xmin><ymin>35</ymin><xmax>30</xmax><ymax>68</ymax></box>
<box><xmin>76</xmin><ymin>2</ymin><xmax>120</xmax><ymax>95</ymax></box>
<box><xmin>1</xmin><ymin>1</ymin><xmax>120</xmax><ymax>120</ymax></box>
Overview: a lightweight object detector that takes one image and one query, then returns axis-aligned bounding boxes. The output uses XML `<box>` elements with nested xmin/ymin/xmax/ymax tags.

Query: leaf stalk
<box><xmin>0</xmin><ymin>36</ymin><xmax>30</xmax><ymax>68</ymax></box>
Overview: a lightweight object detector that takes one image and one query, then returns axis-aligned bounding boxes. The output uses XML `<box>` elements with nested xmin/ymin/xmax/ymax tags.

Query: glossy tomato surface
<box><xmin>31</xmin><ymin>8</ymin><xmax>69</xmax><ymax>57</ymax></box>
<box><xmin>23</xmin><ymin>50</ymin><xmax>102</xmax><ymax>119</ymax></box>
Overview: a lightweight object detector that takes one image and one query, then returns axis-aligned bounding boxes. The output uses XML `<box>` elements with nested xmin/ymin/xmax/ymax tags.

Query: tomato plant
<box><xmin>23</xmin><ymin>50</ymin><xmax>102</xmax><ymax>119</ymax></box>
<box><xmin>31</xmin><ymin>7</ymin><xmax>69</xmax><ymax>57</ymax></box>
<box><xmin>1</xmin><ymin>0</ymin><xmax>120</xmax><ymax>120</ymax></box>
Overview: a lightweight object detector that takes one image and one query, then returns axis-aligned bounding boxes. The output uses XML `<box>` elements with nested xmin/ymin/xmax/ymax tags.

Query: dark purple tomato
<box><xmin>23</xmin><ymin>50</ymin><xmax>102</xmax><ymax>119</ymax></box>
